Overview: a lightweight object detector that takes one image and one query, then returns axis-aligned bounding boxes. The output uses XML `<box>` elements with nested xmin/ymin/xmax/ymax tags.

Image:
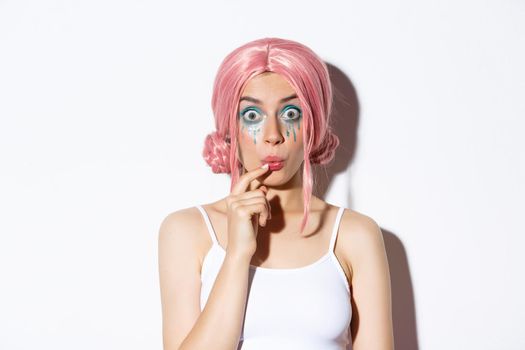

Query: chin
<box><xmin>260</xmin><ymin>170</ymin><xmax>298</xmax><ymax>187</ymax></box>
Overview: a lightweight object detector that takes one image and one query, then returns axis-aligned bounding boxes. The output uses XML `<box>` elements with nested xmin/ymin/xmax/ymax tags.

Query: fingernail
<box><xmin>261</xmin><ymin>163</ymin><xmax>269</xmax><ymax>169</ymax></box>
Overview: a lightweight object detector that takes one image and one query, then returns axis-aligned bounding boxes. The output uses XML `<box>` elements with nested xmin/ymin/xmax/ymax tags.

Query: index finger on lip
<box><xmin>231</xmin><ymin>164</ymin><xmax>270</xmax><ymax>195</ymax></box>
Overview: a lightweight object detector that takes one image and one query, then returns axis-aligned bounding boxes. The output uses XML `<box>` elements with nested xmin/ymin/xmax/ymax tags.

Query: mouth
<box><xmin>262</xmin><ymin>155</ymin><xmax>285</xmax><ymax>171</ymax></box>
<box><xmin>264</xmin><ymin>160</ymin><xmax>284</xmax><ymax>171</ymax></box>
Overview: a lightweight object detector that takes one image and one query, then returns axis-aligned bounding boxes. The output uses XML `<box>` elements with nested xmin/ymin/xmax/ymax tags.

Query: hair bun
<box><xmin>309</xmin><ymin>130</ymin><xmax>339</xmax><ymax>165</ymax></box>
<box><xmin>202</xmin><ymin>131</ymin><xmax>231</xmax><ymax>173</ymax></box>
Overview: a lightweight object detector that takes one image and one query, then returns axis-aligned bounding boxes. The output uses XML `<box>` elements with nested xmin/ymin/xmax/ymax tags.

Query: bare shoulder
<box><xmin>159</xmin><ymin>206</ymin><xmax>201</xmax><ymax>241</ymax></box>
<box><xmin>339</xmin><ymin>208</ymin><xmax>383</xmax><ymax>246</ymax></box>
<box><xmin>157</xmin><ymin>206</ymin><xmax>209</xmax><ymax>349</ymax></box>
<box><xmin>337</xmin><ymin>208</ymin><xmax>385</xmax><ymax>283</ymax></box>
<box><xmin>158</xmin><ymin>206</ymin><xmax>209</xmax><ymax>259</ymax></box>
<box><xmin>159</xmin><ymin>206</ymin><xmax>201</xmax><ymax>232</ymax></box>
<box><xmin>158</xmin><ymin>202</ymin><xmax>224</xmax><ymax>266</ymax></box>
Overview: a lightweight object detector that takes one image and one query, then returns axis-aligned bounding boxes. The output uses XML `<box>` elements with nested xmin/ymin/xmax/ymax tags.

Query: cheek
<box><xmin>239</xmin><ymin>122</ymin><xmax>263</xmax><ymax>145</ymax></box>
<box><xmin>289</xmin><ymin>121</ymin><xmax>304</xmax><ymax>156</ymax></box>
<box><xmin>237</xmin><ymin>124</ymin><xmax>260</xmax><ymax>164</ymax></box>
<box><xmin>283</xmin><ymin>120</ymin><xmax>302</xmax><ymax>142</ymax></box>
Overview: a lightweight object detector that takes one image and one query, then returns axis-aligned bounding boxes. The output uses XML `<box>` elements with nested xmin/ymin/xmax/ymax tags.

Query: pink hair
<box><xmin>202</xmin><ymin>37</ymin><xmax>339</xmax><ymax>235</ymax></box>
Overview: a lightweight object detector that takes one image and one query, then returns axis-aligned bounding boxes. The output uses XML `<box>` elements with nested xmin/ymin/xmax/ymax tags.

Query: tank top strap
<box><xmin>328</xmin><ymin>206</ymin><xmax>346</xmax><ymax>253</ymax></box>
<box><xmin>195</xmin><ymin>205</ymin><xmax>219</xmax><ymax>245</ymax></box>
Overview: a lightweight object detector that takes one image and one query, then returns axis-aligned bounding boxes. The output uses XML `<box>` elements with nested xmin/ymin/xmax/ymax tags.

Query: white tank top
<box><xmin>196</xmin><ymin>205</ymin><xmax>353</xmax><ymax>350</ymax></box>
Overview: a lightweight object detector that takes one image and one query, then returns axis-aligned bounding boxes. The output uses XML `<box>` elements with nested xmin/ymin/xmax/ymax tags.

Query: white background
<box><xmin>1</xmin><ymin>0</ymin><xmax>524</xmax><ymax>349</ymax></box>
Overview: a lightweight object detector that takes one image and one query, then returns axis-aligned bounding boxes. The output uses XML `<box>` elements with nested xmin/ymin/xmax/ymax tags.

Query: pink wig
<box><xmin>202</xmin><ymin>37</ymin><xmax>339</xmax><ymax>235</ymax></box>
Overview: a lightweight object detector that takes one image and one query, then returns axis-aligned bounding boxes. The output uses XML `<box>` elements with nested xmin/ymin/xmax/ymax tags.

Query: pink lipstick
<box><xmin>262</xmin><ymin>156</ymin><xmax>285</xmax><ymax>171</ymax></box>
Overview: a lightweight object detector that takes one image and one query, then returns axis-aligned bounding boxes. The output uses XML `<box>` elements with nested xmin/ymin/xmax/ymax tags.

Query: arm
<box><xmin>158</xmin><ymin>209</ymin><xmax>251</xmax><ymax>350</ymax></box>
<box><xmin>344</xmin><ymin>213</ymin><xmax>394</xmax><ymax>350</ymax></box>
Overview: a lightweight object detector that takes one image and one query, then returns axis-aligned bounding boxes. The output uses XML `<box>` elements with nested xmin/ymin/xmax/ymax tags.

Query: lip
<box><xmin>262</xmin><ymin>156</ymin><xmax>285</xmax><ymax>171</ymax></box>
<box><xmin>266</xmin><ymin>161</ymin><xmax>284</xmax><ymax>171</ymax></box>
<box><xmin>262</xmin><ymin>155</ymin><xmax>284</xmax><ymax>163</ymax></box>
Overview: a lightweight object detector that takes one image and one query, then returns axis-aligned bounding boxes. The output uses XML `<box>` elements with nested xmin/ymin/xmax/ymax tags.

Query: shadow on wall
<box><xmin>313</xmin><ymin>63</ymin><xmax>419</xmax><ymax>350</ymax></box>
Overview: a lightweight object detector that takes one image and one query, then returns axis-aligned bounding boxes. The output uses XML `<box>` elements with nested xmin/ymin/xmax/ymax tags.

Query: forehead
<box><xmin>241</xmin><ymin>72</ymin><xmax>297</xmax><ymax>101</ymax></box>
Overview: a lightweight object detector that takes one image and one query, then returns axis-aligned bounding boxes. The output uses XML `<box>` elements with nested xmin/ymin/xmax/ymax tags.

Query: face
<box><xmin>237</xmin><ymin>72</ymin><xmax>304</xmax><ymax>186</ymax></box>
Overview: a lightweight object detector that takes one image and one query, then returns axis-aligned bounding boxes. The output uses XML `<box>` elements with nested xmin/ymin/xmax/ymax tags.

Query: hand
<box><xmin>225</xmin><ymin>164</ymin><xmax>272</xmax><ymax>259</ymax></box>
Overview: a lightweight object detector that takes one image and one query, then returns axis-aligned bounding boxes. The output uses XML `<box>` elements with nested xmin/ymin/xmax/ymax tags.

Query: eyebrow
<box><xmin>239</xmin><ymin>93</ymin><xmax>298</xmax><ymax>104</ymax></box>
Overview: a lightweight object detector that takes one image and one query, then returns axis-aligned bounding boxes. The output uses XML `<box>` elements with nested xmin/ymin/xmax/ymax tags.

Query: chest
<box><xmin>199</xmin><ymin>245</ymin><xmax>353</xmax><ymax>347</ymax></box>
<box><xmin>198</xmin><ymin>207</ymin><xmax>353</xmax><ymax>285</ymax></box>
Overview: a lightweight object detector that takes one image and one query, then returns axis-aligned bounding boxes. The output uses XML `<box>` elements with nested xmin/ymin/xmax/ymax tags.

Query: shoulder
<box><xmin>337</xmin><ymin>207</ymin><xmax>385</xmax><ymax>280</ymax></box>
<box><xmin>158</xmin><ymin>206</ymin><xmax>208</xmax><ymax>255</ymax></box>
<box><xmin>158</xmin><ymin>203</ymin><xmax>224</xmax><ymax>264</ymax></box>
<box><xmin>339</xmin><ymin>208</ymin><xmax>383</xmax><ymax>246</ymax></box>
<box><xmin>159</xmin><ymin>206</ymin><xmax>202</xmax><ymax>237</ymax></box>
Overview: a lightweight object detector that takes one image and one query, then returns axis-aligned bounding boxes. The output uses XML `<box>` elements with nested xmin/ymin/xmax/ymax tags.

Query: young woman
<box><xmin>158</xmin><ymin>38</ymin><xmax>394</xmax><ymax>350</ymax></box>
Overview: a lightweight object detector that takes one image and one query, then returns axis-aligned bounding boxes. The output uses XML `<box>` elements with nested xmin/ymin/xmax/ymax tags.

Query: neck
<box><xmin>265</xmin><ymin>167</ymin><xmax>307</xmax><ymax>216</ymax></box>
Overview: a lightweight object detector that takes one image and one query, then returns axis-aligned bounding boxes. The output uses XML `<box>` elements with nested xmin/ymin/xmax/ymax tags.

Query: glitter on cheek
<box><xmin>239</xmin><ymin>112</ymin><xmax>264</xmax><ymax>145</ymax></box>
<box><xmin>239</xmin><ymin>106</ymin><xmax>265</xmax><ymax>145</ymax></box>
<box><xmin>294</xmin><ymin>120</ymin><xmax>301</xmax><ymax>141</ymax></box>
<box><xmin>283</xmin><ymin>120</ymin><xmax>300</xmax><ymax>142</ymax></box>
<box><xmin>243</xmin><ymin>123</ymin><xmax>262</xmax><ymax>144</ymax></box>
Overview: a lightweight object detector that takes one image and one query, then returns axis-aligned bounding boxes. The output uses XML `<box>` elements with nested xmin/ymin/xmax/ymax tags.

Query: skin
<box><xmin>236</xmin><ymin>71</ymin><xmax>306</xmax><ymax>213</ymax></box>
<box><xmin>159</xmin><ymin>72</ymin><xmax>395</xmax><ymax>349</ymax></box>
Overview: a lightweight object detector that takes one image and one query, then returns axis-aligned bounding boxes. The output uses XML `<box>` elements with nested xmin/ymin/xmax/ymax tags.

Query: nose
<box><xmin>264</xmin><ymin>116</ymin><xmax>285</xmax><ymax>146</ymax></box>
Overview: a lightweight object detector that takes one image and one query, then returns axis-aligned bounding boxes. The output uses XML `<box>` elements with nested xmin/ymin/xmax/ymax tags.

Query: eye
<box><xmin>281</xmin><ymin>105</ymin><xmax>302</xmax><ymax>121</ymax></box>
<box><xmin>240</xmin><ymin>107</ymin><xmax>263</xmax><ymax>123</ymax></box>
